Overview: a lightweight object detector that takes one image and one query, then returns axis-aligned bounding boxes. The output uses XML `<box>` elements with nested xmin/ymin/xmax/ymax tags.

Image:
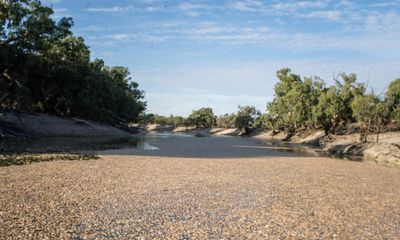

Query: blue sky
<box><xmin>43</xmin><ymin>0</ymin><xmax>400</xmax><ymax>116</ymax></box>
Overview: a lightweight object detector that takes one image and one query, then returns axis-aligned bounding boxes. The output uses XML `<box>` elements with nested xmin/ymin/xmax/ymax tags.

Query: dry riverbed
<box><xmin>1</xmin><ymin>135</ymin><xmax>399</xmax><ymax>239</ymax></box>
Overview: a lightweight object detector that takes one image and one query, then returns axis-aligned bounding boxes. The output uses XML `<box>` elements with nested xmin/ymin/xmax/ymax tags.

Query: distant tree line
<box><xmin>139</xmin><ymin>106</ymin><xmax>261</xmax><ymax>134</ymax></box>
<box><xmin>0</xmin><ymin>0</ymin><xmax>145</xmax><ymax>124</ymax></box>
<box><xmin>139</xmin><ymin>108</ymin><xmax>216</xmax><ymax>129</ymax></box>
<box><xmin>140</xmin><ymin>69</ymin><xmax>400</xmax><ymax>139</ymax></box>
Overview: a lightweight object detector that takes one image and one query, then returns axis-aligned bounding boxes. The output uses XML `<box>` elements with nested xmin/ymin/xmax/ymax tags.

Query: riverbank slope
<box><xmin>0</xmin><ymin>111</ymin><xmax>133</xmax><ymax>138</ymax></box>
<box><xmin>143</xmin><ymin>124</ymin><xmax>400</xmax><ymax>168</ymax></box>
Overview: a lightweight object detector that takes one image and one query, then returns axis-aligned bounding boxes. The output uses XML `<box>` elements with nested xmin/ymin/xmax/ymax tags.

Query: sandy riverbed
<box><xmin>1</xmin><ymin>135</ymin><xmax>399</xmax><ymax>239</ymax></box>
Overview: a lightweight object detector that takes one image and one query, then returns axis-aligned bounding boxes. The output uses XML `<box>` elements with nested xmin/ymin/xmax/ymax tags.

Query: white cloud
<box><xmin>227</xmin><ymin>0</ymin><xmax>329</xmax><ymax>14</ymax></box>
<box><xmin>87</xmin><ymin>16</ymin><xmax>400</xmax><ymax>54</ymax></box>
<box><xmin>226</xmin><ymin>0</ymin><xmax>263</xmax><ymax>12</ymax></box>
<box><xmin>365</xmin><ymin>12</ymin><xmax>400</xmax><ymax>33</ymax></box>
<box><xmin>226</xmin><ymin>0</ymin><xmax>340</xmax><ymax>20</ymax></box>
<box><xmin>177</xmin><ymin>2</ymin><xmax>211</xmax><ymax>16</ymax></box>
<box><xmin>177</xmin><ymin>22</ymin><xmax>236</xmax><ymax>35</ymax></box>
<box><xmin>151</xmin><ymin>21</ymin><xmax>278</xmax><ymax>45</ymax></box>
<box><xmin>301</xmin><ymin>10</ymin><xmax>342</xmax><ymax>21</ymax></box>
<box><xmin>85</xmin><ymin>6</ymin><xmax>133</xmax><ymax>12</ymax></box>
<box><xmin>336</xmin><ymin>0</ymin><xmax>354</xmax><ymax>7</ymax></box>
<box><xmin>112</xmin><ymin>34</ymin><xmax>130</xmax><ymax>41</ymax></box>
<box><xmin>272</xmin><ymin>1</ymin><xmax>329</xmax><ymax>11</ymax></box>
<box><xmin>141</xmin><ymin>0</ymin><xmax>160</xmax><ymax>3</ymax></box>
<box><xmin>53</xmin><ymin>8</ymin><xmax>68</xmax><ymax>13</ymax></box>
<box><xmin>369</xmin><ymin>1</ymin><xmax>400</xmax><ymax>8</ymax></box>
<box><xmin>88</xmin><ymin>32</ymin><xmax>170</xmax><ymax>45</ymax></box>
<box><xmin>42</xmin><ymin>0</ymin><xmax>61</xmax><ymax>3</ymax></box>
<box><xmin>145</xmin><ymin>6</ymin><xmax>163</xmax><ymax>12</ymax></box>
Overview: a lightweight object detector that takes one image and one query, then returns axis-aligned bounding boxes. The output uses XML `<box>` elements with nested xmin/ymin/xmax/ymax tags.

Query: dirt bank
<box><xmin>0</xmin><ymin>111</ymin><xmax>133</xmax><ymax>138</ymax></box>
<box><xmin>144</xmin><ymin>124</ymin><xmax>400</xmax><ymax>168</ymax></box>
<box><xmin>252</xmin><ymin>130</ymin><xmax>400</xmax><ymax>168</ymax></box>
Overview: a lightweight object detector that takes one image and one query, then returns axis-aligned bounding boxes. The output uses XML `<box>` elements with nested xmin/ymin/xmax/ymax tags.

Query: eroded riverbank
<box><xmin>146</xmin><ymin>125</ymin><xmax>400</xmax><ymax>168</ymax></box>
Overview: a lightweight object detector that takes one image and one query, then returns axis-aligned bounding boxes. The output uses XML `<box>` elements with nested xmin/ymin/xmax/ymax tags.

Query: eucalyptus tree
<box><xmin>188</xmin><ymin>107</ymin><xmax>215</xmax><ymax>128</ymax></box>
<box><xmin>267</xmin><ymin>69</ymin><xmax>324</xmax><ymax>133</ymax></box>
<box><xmin>0</xmin><ymin>0</ymin><xmax>146</xmax><ymax>123</ymax></box>
<box><xmin>351</xmin><ymin>94</ymin><xmax>389</xmax><ymax>142</ymax></box>
<box><xmin>0</xmin><ymin>0</ymin><xmax>73</xmax><ymax>108</ymax></box>
<box><xmin>312</xmin><ymin>86</ymin><xmax>342</xmax><ymax>134</ymax></box>
<box><xmin>216</xmin><ymin>113</ymin><xmax>237</xmax><ymax>128</ymax></box>
<box><xmin>235</xmin><ymin>106</ymin><xmax>260</xmax><ymax>132</ymax></box>
<box><xmin>385</xmin><ymin>79</ymin><xmax>400</xmax><ymax>127</ymax></box>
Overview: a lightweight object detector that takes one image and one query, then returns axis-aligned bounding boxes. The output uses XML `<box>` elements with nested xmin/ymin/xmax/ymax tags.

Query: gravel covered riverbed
<box><xmin>1</xmin><ymin>135</ymin><xmax>399</xmax><ymax>239</ymax></box>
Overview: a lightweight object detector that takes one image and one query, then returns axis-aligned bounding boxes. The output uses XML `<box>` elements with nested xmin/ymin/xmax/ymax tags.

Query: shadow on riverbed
<box><xmin>0</xmin><ymin>136</ymin><xmax>146</xmax><ymax>167</ymax></box>
<box><xmin>0</xmin><ymin>135</ymin><xmax>163</xmax><ymax>154</ymax></box>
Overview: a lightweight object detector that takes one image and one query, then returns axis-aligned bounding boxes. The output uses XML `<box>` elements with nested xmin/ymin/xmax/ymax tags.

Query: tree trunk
<box><xmin>376</xmin><ymin>120</ymin><xmax>380</xmax><ymax>143</ymax></box>
<box><xmin>366</xmin><ymin>118</ymin><xmax>371</xmax><ymax>143</ymax></box>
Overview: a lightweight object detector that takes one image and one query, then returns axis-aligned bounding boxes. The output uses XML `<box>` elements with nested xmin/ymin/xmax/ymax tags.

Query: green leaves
<box><xmin>216</xmin><ymin>113</ymin><xmax>237</xmax><ymax>128</ymax></box>
<box><xmin>0</xmin><ymin>0</ymin><xmax>145</xmax><ymax>123</ymax></box>
<box><xmin>386</xmin><ymin>79</ymin><xmax>400</xmax><ymax>110</ymax></box>
<box><xmin>235</xmin><ymin>106</ymin><xmax>260</xmax><ymax>131</ymax></box>
<box><xmin>188</xmin><ymin>108</ymin><xmax>215</xmax><ymax>128</ymax></box>
<box><xmin>265</xmin><ymin>68</ymin><xmax>399</xmax><ymax>134</ymax></box>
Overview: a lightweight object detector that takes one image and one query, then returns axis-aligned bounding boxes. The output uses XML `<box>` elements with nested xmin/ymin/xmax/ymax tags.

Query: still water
<box><xmin>0</xmin><ymin>132</ymin><xmax>362</xmax><ymax>161</ymax></box>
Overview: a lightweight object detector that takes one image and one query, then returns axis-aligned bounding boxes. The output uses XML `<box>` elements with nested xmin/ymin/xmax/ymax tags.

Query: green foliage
<box><xmin>334</xmin><ymin>73</ymin><xmax>366</xmax><ymax>124</ymax></box>
<box><xmin>393</xmin><ymin>107</ymin><xmax>400</xmax><ymax>128</ymax></box>
<box><xmin>311</xmin><ymin>74</ymin><xmax>366</xmax><ymax>134</ymax></box>
<box><xmin>266</xmin><ymin>69</ymin><xmax>324</xmax><ymax>132</ymax></box>
<box><xmin>138</xmin><ymin>113</ymin><xmax>189</xmax><ymax>127</ymax></box>
<box><xmin>216</xmin><ymin>113</ymin><xmax>237</xmax><ymax>128</ymax></box>
<box><xmin>171</xmin><ymin>116</ymin><xmax>185</xmax><ymax>127</ymax></box>
<box><xmin>188</xmin><ymin>107</ymin><xmax>215</xmax><ymax>128</ymax></box>
<box><xmin>0</xmin><ymin>0</ymin><xmax>145</xmax><ymax>123</ymax></box>
<box><xmin>263</xmin><ymin>68</ymin><xmax>399</xmax><ymax>135</ymax></box>
<box><xmin>351</xmin><ymin>94</ymin><xmax>390</xmax><ymax>141</ymax></box>
<box><xmin>386</xmin><ymin>79</ymin><xmax>400</xmax><ymax>107</ymax></box>
<box><xmin>385</xmin><ymin>79</ymin><xmax>400</xmax><ymax>127</ymax></box>
<box><xmin>138</xmin><ymin>113</ymin><xmax>156</xmax><ymax>124</ymax></box>
<box><xmin>351</xmin><ymin>94</ymin><xmax>389</xmax><ymax>127</ymax></box>
<box><xmin>235</xmin><ymin>106</ymin><xmax>260</xmax><ymax>131</ymax></box>
<box><xmin>152</xmin><ymin>115</ymin><xmax>185</xmax><ymax>126</ymax></box>
<box><xmin>257</xmin><ymin>112</ymin><xmax>280</xmax><ymax>131</ymax></box>
<box><xmin>312</xmin><ymin>86</ymin><xmax>341</xmax><ymax>134</ymax></box>
<box><xmin>253</xmin><ymin>113</ymin><xmax>267</xmax><ymax>129</ymax></box>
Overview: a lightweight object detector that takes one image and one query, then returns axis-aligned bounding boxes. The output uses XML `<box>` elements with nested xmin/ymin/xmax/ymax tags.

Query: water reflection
<box><xmin>253</xmin><ymin>139</ymin><xmax>363</xmax><ymax>161</ymax></box>
<box><xmin>146</xmin><ymin>131</ymin><xmax>194</xmax><ymax>138</ymax></box>
<box><xmin>0</xmin><ymin>132</ymin><xmax>197</xmax><ymax>154</ymax></box>
<box><xmin>1</xmin><ymin>133</ymin><xmax>362</xmax><ymax>162</ymax></box>
<box><xmin>0</xmin><ymin>136</ymin><xmax>156</xmax><ymax>154</ymax></box>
